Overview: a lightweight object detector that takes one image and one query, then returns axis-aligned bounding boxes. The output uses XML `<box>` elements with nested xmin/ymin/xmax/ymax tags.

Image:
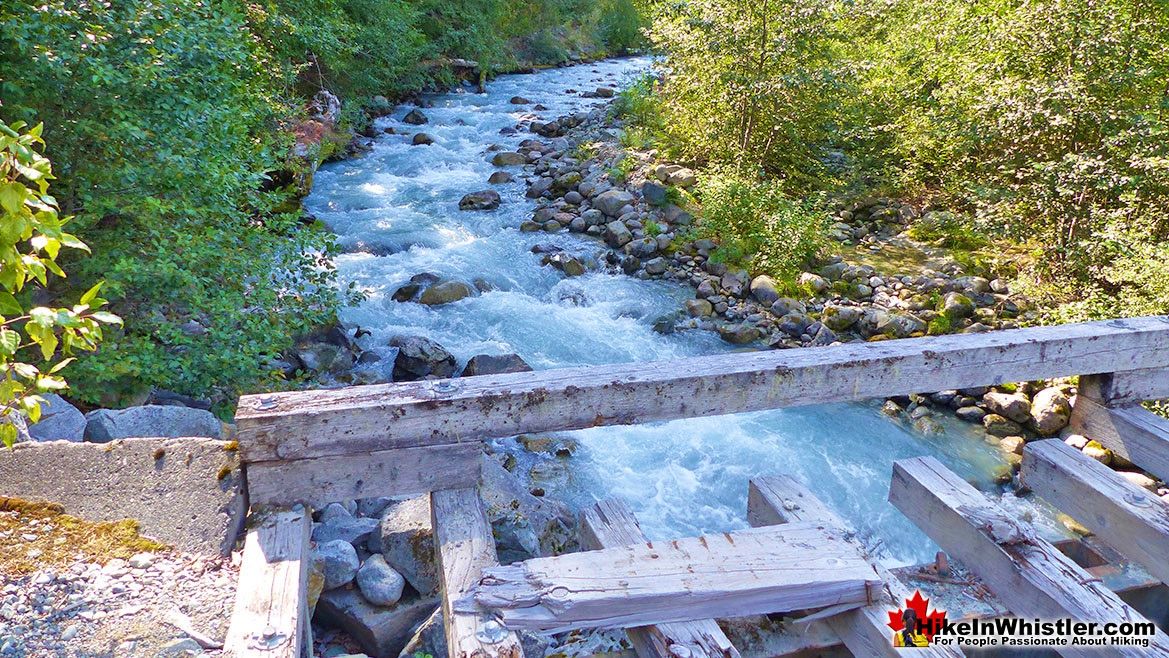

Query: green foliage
<box><xmin>0</xmin><ymin>0</ymin><xmax>641</xmax><ymax>409</ymax></box>
<box><xmin>696</xmin><ymin>172</ymin><xmax>828</xmax><ymax>281</ymax></box>
<box><xmin>0</xmin><ymin>121</ymin><xmax>120</xmax><ymax>446</ymax></box>
<box><xmin>643</xmin><ymin>219</ymin><xmax>662</xmax><ymax>237</ymax></box>
<box><xmin>906</xmin><ymin>212</ymin><xmax>990</xmax><ymax>252</ymax></box>
<box><xmin>249</xmin><ymin>0</ymin><xmax>432</xmax><ymax>100</ymax></box>
<box><xmin>640</xmin><ymin>0</ymin><xmax>1169</xmax><ymax>321</ymax></box>
<box><xmin>644</xmin><ymin>0</ymin><xmax>851</xmax><ymax>190</ymax></box>
<box><xmin>597</xmin><ymin>0</ymin><xmax>648</xmax><ymax>54</ymax></box>
<box><xmin>0</xmin><ymin>0</ymin><xmax>340</xmax><ymax>407</ymax></box>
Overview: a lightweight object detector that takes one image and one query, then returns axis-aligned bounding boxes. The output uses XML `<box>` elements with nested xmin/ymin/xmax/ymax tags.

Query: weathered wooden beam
<box><xmin>234</xmin><ymin>317</ymin><xmax>1169</xmax><ymax>462</ymax></box>
<box><xmin>1021</xmin><ymin>440</ymin><xmax>1169</xmax><ymax>586</ymax></box>
<box><xmin>1068</xmin><ymin>395</ymin><xmax>1169</xmax><ymax>483</ymax></box>
<box><xmin>889</xmin><ymin>456</ymin><xmax>1169</xmax><ymax>657</ymax></box>
<box><xmin>225</xmin><ymin>506</ymin><xmax>312</xmax><ymax>658</ymax></box>
<box><xmin>579</xmin><ymin>499</ymin><xmax>741</xmax><ymax>658</ymax></box>
<box><xmin>460</xmin><ymin>522</ymin><xmax>881</xmax><ymax>634</ymax></box>
<box><xmin>246</xmin><ymin>443</ymin><xmax>481</xmax><ymax>507</ymax></box>
<box><xmin>432</xmin><ymin>488</ymin><xmax>524</xmax><ymax>658</ymax></box>
<box><xmin>1078</xmin><ymin>370</ymin><xmax>1169</xmax><ymax>405</ymax></box>
<box><xmin>748</xmin><ymin>476</ymin><xmax>962</xmax><ymax>658</ymax></box>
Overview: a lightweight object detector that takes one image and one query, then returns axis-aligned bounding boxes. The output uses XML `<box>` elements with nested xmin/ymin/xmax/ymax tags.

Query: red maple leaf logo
<box><xmin>887</xmin><ymin>590</ymin><xmax>947</xmax><ymax>641</ymax></box>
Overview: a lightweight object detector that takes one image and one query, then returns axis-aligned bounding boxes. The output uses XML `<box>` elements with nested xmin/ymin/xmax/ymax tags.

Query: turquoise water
<box><xmin>304</xmin><ymin>58</ymin><xmax>1012</xmax><ymax>565</ymax></box>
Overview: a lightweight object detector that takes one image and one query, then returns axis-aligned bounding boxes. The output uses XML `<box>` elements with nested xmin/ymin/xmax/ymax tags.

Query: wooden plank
<box><xmin>235</xmin><ymin>317</ymin><xmax>1169</xmax><ymax>462</ymax></box>
<box><xmin>459</xmin><ymin>522</ymin><xmax>880</xmax><ymax>634</ymax></box>
<box><xmin>247</xmin><ymin>443</ymin><xmax>481</xmax><ymax>507</ymax></box>
<box><xmin>579</xmin><ymin>499</ymin><xmax>741</xmax><ymax>658</ymax></box>
<box><xmin>748</xmin><ymin>476</ymin><xmax>962</xmax><ymax>658</ymax></box>
<box><xmin>889</xmin><ymin>456</ymin><xmax>1169</xmax><ymax>657</ymax></box>
<box><xmin>225</xmin><ymin>506</ymin><xmax>312</xmax><ymax>658</ymax></box>
<box><xmin>1068</xmin><ymin>396</ymin><xmax>1169</xmax><ymax>482</ymax></box>
<box><xmin>431</xmin><ymin>488</ymin><xmax>523</xmax><ymax>658</ymax></box>
<box><xmin>1021</xmin><ymin>439</ymin><xmax>1169</xmax><ymax>585</ymax></box>
<box><xmin>1079</xmin><ymin>370</ymin><xmax>1169</xmax><ymax>405</ymax></box>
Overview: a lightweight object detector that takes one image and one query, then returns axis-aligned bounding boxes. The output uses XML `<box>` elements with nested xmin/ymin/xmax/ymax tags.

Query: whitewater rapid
<box><xmin>304</xmin><ymin>57</ymin><xmax>1020</xmax><ymax>565</ymax></box>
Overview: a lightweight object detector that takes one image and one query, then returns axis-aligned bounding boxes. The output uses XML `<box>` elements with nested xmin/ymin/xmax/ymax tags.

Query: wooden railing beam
<box><xmin>235</xmin><ymin>317</ymin><xmax>1169</xmax><ymax>463</ymax></box>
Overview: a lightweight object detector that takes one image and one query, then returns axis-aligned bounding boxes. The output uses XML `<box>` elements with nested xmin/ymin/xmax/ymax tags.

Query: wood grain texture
<box><xmin>235</xmin><ymin>317</ymin><xmax>1169</xmax><ymax>462</ymax></box>
<box><xmin>579</xmin><ymin>499</ymin><xmax>740</xmax><ymax>658</ymax></box>
<box><xmin>1021</xmin><ymin>440</ymin><xmax>1169</xmax><ymax>585</ymax></box>
<box><xmin>246</xmin><ymin>443</ymin><xmax>481</xmax><ymax>507</ymax></box>
<box><xmin>1078</xmin><ymin>370</ymin><xmax>1169</xmax><ymax>405</ymax></box>
<box><xmin>1068</xmin><ymin>396</ymin><xmax>1169</xmax><ymax>483</ymax></box>
<box><xmin>889</xmin><ymin>457</ymin><xmax>1169</xmax><ymax>657</ymax></box>
<box><xmin>432</xmin><ymin>488</ymin><xmax>523</xmax><ymax>658</ymax></box>
<box><xmin>225</xmin><ymin>506</ymin><xmax>311</xmax><ymax>658</ymax></box>
<box><xmin>459</xmin><ymin>522</ymin><xmax>880</xmax><ymax>633</ymax></box>
<box><xmin>747</xmin><ymin>476</ymin><xmax>961</xmax><ymax>658</ymax></box>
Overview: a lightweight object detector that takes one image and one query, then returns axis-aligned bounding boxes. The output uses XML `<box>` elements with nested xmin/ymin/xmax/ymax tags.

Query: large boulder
<box><xmin>418</xmin><ymin>280</ymin><xmax>475</xmax><ymax>305</ymax></box>
<box><xmin>357</xmin><ymin>554</ymin><xmax>406</xmax><ymax>607</ymax></box>
<box><xmin>402</xmin><ymin>109</ymin><xmax>428</xmax><ymax>125</ymax></box>
<box><xmin>718</xmin><ymin>324</ymin><xmax>762</xmax><ymax>345</ymax></box>
<box><xmin>315</xmin><ymin>589</ymin><xmax>438</xmax><ymax>658</ymax></box>
<box><xmin>458</xmin><ymin>190</ymin><xmax>501</xmax><ymax>211</ymax></box>
<box><xmin>1029</xmin><ymin>387</ymin><xmax>1071</xmax><ymax>435</ymax></box>
<box><xmin>491</xmin><ymin>151</ymin><xmax>527</xmax><ymax>166</ymax></box>
<box><xmin>372</xmin><ymin>495</ymin><xmax>438</xmax><ymax>596</ymax></box>
<box><xmin>84</xmin><ymin>405</ymin><xmax>222</xmax><ymax>443</ymax></box>
<box><xmin>313</xmin><ymin>539</ymin><xmax>360</xmax><ymax>590</ymax></box>
<box><xmin>749</xmin><ymin>276</ymin><xmax>781</xmax><ymax>305</ymax></box>
<box><xmin>603</xmin><ymin>221</ymin><xmax>633</xmax><ymax>248</ymax></box>
<box><xmin>941</xmin><ymin>292</ymin><xmax>975</xmax><ymax>320</ymax></box>
<box><xmin>389</xmin><ymin>336</ymin><xmax>457</xmax><ymax>381</ymax></box>
<box><xmin>877</xmin><ymin>313</ymin><xmax>927</xmax><ymax>338</ymax></box>
<box><xmin>313</xmin><ymin>515</ymin><xmax>380</xmax><ymax>546</ymax></box>
<box><xmin>594</xmin><ymin>189</ymin><xmax>635</xmax><ymax>217</ymax></box>
<box><xmin>641</xmin><ymin>181</ymin><xmax>668</xmax><ymax>206</ymax></box>
<box><xmin>479</xmin><ymin>455</ymin><xmax>574</xmax><ymax>562</ymax></box>
<box><xmin>982</xmin><ymin>391</ymin><xmax>1032</xmax><ymax>424</ymax></box>
<box><xmin>821</xmin><ymin>304</ymin><xmax>862</xmax><ymax>331</ymax></box>
<box><xmin>28</xmin><ymin>394</ymin><xmax>86</xmax><ymax>442</ymax></box>
<box><xmin>462</xmin><ymin>354</ymin><xmax>533</xmax><ymax>377</ymax></box>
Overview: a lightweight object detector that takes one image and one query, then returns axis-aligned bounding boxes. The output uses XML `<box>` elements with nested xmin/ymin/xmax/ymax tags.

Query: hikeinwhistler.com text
<box><xmin>929</xmin><ymin>618</ymin><xmax>1156</xmax><ymax>649</ymax></box>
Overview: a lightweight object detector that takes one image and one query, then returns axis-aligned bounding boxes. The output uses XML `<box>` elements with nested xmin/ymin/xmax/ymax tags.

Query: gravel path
<box><xmin>1</xmin><ymin>507</ymin><xmax>238</xmax><ymax>658</ymax></box>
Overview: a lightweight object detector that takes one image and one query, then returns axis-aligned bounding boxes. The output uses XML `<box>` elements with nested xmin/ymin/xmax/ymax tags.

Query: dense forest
<box><xmin>1</xmin><ymin>0</ymin><xmax>1167</xmax><ymax>432</ymax></box>
<box><xmin>625</xmin><ymin>0</ymin><xmax>1169</xmax><ymax>321</ymax></box>
<box><xmin>0</xmin><ymin>0</ymin><xmax>644</xmax><ymax>420</ymax></box>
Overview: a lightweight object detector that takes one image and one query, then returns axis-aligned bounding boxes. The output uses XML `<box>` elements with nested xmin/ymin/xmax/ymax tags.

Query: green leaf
<box><xmin>0</xmin><ymin>182</ymin><xmax>25</xmax><ymax>215</ymax></box>
<box><xmin>80</xmin><ymin>281</ymin><xmax>104</xmax><ymax>306</ymax></box>
<box><xmin>0</xmin><ymin>292</ymin><xmax>22</xmax><ymax>316</ymax></box>
<box><xmin>90</xmin><ymin>311</ymin><xmax>122</xmax><ymax>324</ymax></box>
<box><xmin>0</xmin><ymin>329</ymin><xmax>19</xmax><ymax>356</ymax></box>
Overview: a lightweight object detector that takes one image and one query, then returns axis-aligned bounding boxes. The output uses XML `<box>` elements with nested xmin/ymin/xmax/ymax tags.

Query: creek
<box><xmin>304</xmin><ymin>57</ymin><xmax>1023</xmax><ymax>566</ymax></box>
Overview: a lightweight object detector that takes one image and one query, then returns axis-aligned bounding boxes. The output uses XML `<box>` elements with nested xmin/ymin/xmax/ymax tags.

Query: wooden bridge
<box><xmin>225</xmin><ymin>316</ymin><xmax>1169</xmax><ymax>658</ymax></box>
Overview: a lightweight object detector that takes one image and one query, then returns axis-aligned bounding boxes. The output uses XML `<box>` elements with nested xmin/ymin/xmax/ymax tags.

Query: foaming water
<box><xmin>306</xmin><ymin>58</ymin><xmax>1018</xmax><ymax>565</ymax></box>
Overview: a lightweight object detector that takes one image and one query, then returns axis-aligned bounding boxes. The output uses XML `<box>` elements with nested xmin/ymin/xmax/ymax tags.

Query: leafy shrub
<box><xmin>696</xmin><ymin>172</ymin><xmax>828</xmax><ymax>281</ymax></box>
<box><xmin>597</xmin><ymin>0</ymin><xmax>647</xmax><ymax>54</ymax></box>
<box><xmin>0</xmin><ymin>0</ymin><xmax>341</xmax><ymax>408</ymax></box>
<box><xmin>0</xmin><ymin>121</ymin><xmax>120</xmax><ymax>445</ymax></box>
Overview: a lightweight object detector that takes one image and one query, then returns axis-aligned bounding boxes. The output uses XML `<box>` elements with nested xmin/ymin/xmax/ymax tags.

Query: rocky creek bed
<box><xmin>4</xmin><ymin>57</ymin><xmax>1168</xmax><ymax>658</ymax></box>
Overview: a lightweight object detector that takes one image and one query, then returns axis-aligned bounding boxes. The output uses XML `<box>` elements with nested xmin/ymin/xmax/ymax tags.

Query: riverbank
<box><xmin>491</xmin><ymin>88</ymin><xmax>1169</xmax><ymax>512</ymax></box>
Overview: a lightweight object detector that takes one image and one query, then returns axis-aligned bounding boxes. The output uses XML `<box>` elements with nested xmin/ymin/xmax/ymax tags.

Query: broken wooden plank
<box><xmin>747</xmin><ymin>476</ymin><xmax>962</xmax><ymax>658</ymax></box>
<box><xmin>459</xmin><ymin>521</ymin><xmax>880</xmax><ymax>634</ymax></box>
<box><xmin>1078</xmin><ymin>370</ymin><xmax>1169</xmax><ymax>405</ymax></box>
<box><xmin>246</xmin><ymin>443</ymin><xmax>481</xmax><ymax>507</ymax></box>
<box><xmin>1068</xmin><ymin>395</ymin><xmax>1169</xmax><ymax>483</ymax></box>
<box><xmin>234</xmin><ymin>317</ymin><xmax>1169</xmax><ymax>462</ymax></box>
<box><xmin>431</xmin><ymin>488</ymin><xmax>523</xmax><ymax>658</ymax></box>
<box><xmin>889</xmin><ymin>456</ymin><xmax>1169</xmax><ymax>657</ymax></box>
<box><xmin>579</xmin><ymin>499</ymin><xmax>741</xmax><ymax>658</ymax></box>
<box><xmin>1021</xmin><ymin>439</ymin><xmax>1169</xmax><ymax>586</ymax></box>
<box><xmin>225</xmin><ymin>506</ymin><xmax>312</xmax><ymax>658</ymax></box>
